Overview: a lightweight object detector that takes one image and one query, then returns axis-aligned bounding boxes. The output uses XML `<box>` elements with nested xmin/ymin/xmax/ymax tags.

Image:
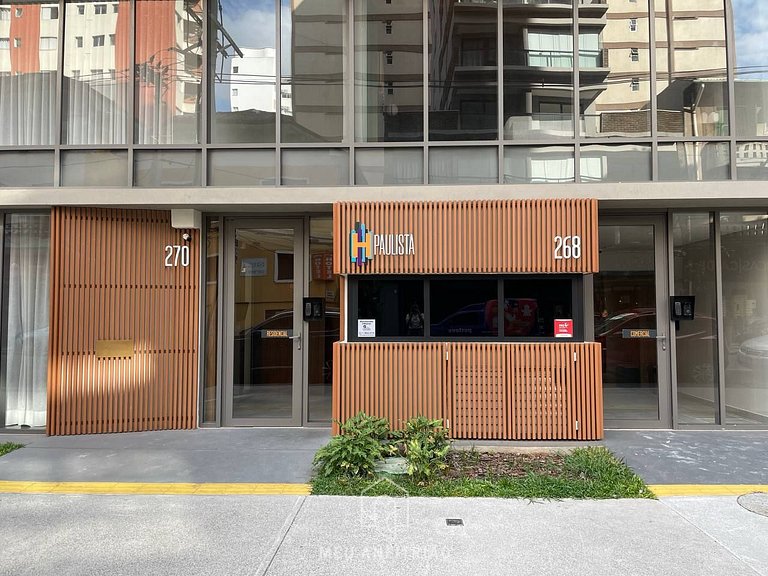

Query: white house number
<box><xmin>553</xmin><ymin>235</ymin><xmax>581</xmax><ymax>260</ymax></box>
<box><xmin>164</xmin><ymin>245</ymin><xmax>190</xmax><ymax>267</ymax></box>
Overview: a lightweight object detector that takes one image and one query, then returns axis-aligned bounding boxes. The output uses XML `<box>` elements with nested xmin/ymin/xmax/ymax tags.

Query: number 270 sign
<box><xmin>553</xmin><ymin>235</ymin><xmax>581</xmax><ymax>260</ymax></box>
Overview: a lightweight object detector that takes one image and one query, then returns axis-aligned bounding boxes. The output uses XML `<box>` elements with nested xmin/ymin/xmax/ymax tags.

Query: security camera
<box><xmin>182</xmin><ymin>233</ymin><xmax>191</xmax><ymax>241</ymax></box>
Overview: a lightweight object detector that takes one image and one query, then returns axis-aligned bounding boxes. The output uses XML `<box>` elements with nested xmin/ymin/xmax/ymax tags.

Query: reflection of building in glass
<box><xmin>227</xmin><ymin>48</ymin><xmax>291</xmax><ymax>115</ymax></box>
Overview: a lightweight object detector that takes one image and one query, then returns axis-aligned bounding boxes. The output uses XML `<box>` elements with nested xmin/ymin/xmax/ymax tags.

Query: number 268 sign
<box><xmin>553</xmin><ymin>235</ymin><xmax>581</xmax><ymax>260</ymax></box>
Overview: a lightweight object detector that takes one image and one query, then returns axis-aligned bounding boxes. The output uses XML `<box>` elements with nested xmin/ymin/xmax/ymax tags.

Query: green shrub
<box><xmin>312</xmin><ymin>412</ymin><xmax>390</xmax><ymax>478</ymax></box>
<box><xmin>402</xmin><ymin>416</ymin><xmax>450</xmax><ymax>483</ymax></box>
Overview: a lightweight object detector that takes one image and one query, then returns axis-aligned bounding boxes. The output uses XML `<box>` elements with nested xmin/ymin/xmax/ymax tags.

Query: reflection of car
<box><xmin>595</xmin><ymin>308</ymin><xmax>657</xmax><ymax>386</ymax></box>
<box><xmin>430</xmin><ymin>299</ymin><xmax>540</xmax><ymax>337</ymax></box>
<box><xmin>234</xmin><ymin>310</ymin><xmax>339</xmax><ymax>386</ymax></box>
<box><xmin>738</xmin><ymin>335</ymin><xmax>768</xmax><ymax>368</ymax></box>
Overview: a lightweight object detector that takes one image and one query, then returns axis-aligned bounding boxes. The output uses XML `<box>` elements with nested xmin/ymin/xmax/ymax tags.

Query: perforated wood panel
<box><xmin>47</xmin><ymin>208</ymin><xmax>199</xmax><ymax>435</ymax></box>
<box><xmin>334</xmin><ymin>200</ymin><xmax>599</xmax><ymax>275</ymax></box>
<box><xmin>333</xmin><ymin>342</ymin><xmax>603</xmax><ymax>440</ymax></box>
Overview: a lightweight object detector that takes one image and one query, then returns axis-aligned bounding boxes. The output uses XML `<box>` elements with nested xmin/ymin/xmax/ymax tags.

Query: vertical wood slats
<box><xmin>334</xmin><ymin>199</ymin><xmax>599</xmax><ymax>275</ymax></box>
<box><xmin>47</xmin><ymin>208</ymin><xmax>199</xmax><ymax>436</ymax></box>
<box><xmin>333</xmin><ymin>342</ymin><xmax>603</xmax><ymax>440</ymax></box>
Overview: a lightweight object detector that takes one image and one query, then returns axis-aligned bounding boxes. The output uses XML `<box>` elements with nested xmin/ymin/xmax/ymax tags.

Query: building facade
<box><xmin>0</xmin><ymin>0</ymin><xmax>767</xmax><ymax>436</ymax></box>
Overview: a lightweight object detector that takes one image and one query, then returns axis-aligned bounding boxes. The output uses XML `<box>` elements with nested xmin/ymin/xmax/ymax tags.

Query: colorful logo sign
<box><xmin>350</xmin><ymin>222</ymin><xmax>373</xmax><ymax>266</ymax></box>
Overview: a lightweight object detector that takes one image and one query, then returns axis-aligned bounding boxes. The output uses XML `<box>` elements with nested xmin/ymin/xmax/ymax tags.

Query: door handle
<box><xmin>657</xmin><ymin>333</ymin><xmax>666</xmax><ymax>351</ymax></box>
<box><xmin>288</xmin><ymin>333</ymin><xmax>302</xmax><ymax>350</ymax></box>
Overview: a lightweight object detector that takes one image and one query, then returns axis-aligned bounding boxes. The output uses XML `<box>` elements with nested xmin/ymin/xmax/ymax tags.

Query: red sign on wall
<box><xmin>554</xmin><ymin>319</ymin><xmax>573</xmax><ymax>338</ymax></box>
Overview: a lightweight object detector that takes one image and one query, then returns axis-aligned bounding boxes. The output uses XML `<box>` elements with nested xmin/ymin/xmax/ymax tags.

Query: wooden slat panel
<box><xmin>333</xmin><ymin>200</ymin><xmax>599</xmax><ymax>275</ymax></box>
<box><xmin>47</xmin><ymin>208</ymin><xmax>199</xmax><ymax>435</ymax></box>
<box><xmin>333</xmin><ymin>342</ymin><xmax>603</xmax><ymax>440</ymax></box>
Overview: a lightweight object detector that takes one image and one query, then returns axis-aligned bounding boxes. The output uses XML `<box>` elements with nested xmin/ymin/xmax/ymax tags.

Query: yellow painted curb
<box><xmin>0</xmin><ymin>480</ymin><xmax>311</xmax><ymax>496</ymax></box>
<box><xmin>649</xmin><ymin>484</ymin><xmax>768</xmax><ymax>497</ymax></box>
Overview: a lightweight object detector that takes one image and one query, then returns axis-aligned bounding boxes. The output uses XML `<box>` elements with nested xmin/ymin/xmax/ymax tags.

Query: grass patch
<box><xmin>311</xmin><ymin>447</ymin><xmax>653</xmax><ymax>500</ymax></box>
<box><xmin>0</xmin><ymin>442</ymin><xmax>23</xmax><ymax>458</ymax></box>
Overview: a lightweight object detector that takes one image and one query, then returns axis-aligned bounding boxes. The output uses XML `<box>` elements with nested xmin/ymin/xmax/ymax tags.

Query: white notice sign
<box><xmin>358</xmin><ymin>319</ymin><xmax>376</xmax><ymax>338</ymax></box>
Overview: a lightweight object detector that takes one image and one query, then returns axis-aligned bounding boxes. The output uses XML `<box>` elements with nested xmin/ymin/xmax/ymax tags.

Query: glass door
<box><xmin>594</xmin><ymin>216</ymin><xmax>672</xmax><ymax>427</ymax></box>
<box><xmin>223</xmin><ymin>219</ymin><xmax>303</xmax><ymax>426</ymax></box>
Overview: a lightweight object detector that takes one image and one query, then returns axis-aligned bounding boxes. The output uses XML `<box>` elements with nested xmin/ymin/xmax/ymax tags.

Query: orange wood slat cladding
<box><xmin>47</xmin><ymin>208</ymin><xmax>199</xmax><ymax>435</ymax></box>
<box><xmin>332</xmin><ymin>342</ymin><xmax>603</xmax><ymax>440</ymax></box>
<box><xmin>334</xmin><ymin>199</ymin><xmax>599</xmax><ymax>275</ymax></box>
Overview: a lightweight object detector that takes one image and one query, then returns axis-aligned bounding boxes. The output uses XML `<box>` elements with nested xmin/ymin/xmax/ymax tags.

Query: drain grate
<box><xmin>446</xmin><ymin>518</ymin><xmax>464</xmax><ymax>526</ymax></box>
<box><xmin>737</xmin><ymin>492</ymin><xmax>768</xmax><ymax>518</ymax></box>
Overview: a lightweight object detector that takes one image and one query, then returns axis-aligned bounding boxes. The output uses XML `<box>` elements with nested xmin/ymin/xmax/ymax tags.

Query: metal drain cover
<box><xmin>737</xmin><ymin>492</ymin><xmax>768</xmax><ymax>517</ymax></box>
<box><xmin>446</xmin><ymin>518</ymin><xmax>464</xmax><ymax>526</ymax></box>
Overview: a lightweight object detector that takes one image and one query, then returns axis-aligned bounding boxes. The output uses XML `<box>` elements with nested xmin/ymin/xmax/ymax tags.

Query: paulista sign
<box><xmin>349</xmin><ymin>222</ymin><xmax>415</xmax><ymax>266</ymax></box>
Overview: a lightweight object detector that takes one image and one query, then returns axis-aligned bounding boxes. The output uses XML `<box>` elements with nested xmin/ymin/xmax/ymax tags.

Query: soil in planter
<box><xmin>445</xmin><ymin>451</ymin><xmax>567</xmax><ymax>480</ymax></box>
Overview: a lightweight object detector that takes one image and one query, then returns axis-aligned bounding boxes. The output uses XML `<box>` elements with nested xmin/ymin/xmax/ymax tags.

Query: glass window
<box><xmin>504</xmin><ymin>1</ymin><xmax>573</xmax><ymax>140</ymax></box>
<box><xmin>134</xmin><ymin>150</ymin><xmax>201</xmax><ymax>186</ymax></box>
<box><xmin>655</xmin><ymin>0</ymin><xmax>728</xmax><ymax>137</ymax></box>
<box><xmin>281</xmin><ymin>0</ymin><xmax>347</xmax><ymax>143</ymax></box>
<box><xmin>0</xmin><ymin>152</ymin><xmax>54</xmax><ymax>186</ymax></box>
<box><xmin>203</xmin><ymin>217</ymin><xmax>219</xmax><ymax>423</ymax></box>
<box><xmin>0</xmin><ymin>1</ymin><xmax>59</xmax><ymax>145</ymax></box>
<box><xmin>429</xmin><ymin>147</ymin><xmax>498</xmax><ymax>184</ymax></box>
<box><xmin>579</xmin><ymin>144</ymin><xmax>651</xmax><ymax>183</ymax></box>
<box><xmin>430</xmin><ymin>0</ymin><xmax>497</xmax><ymax>141</ymax></box>
<box><xmin>735</xmin><ymin>142</ymin><xmax>768</xmax><ymax>180</ymax></box>
<box><xmin>209</xmin><ymin>0</ymin><xmax>276</xmax><ymax>143</ymax></box>
<box><xmin>355</xmin><ymin>148</ymin><xmax>423</xmax><ymax>185</ymax></box>
<box><xmin>356</xmin><ymin>278</ymin><xmax>424</xmax><ymax>338</ymax></box>
<box><xmin>733</xmin><ymin>0</ymin><xmax>768</xmax><ymax>138</ymax></box>
<box><xmin>581</xmin><ymin>1</ymin><xmax>650</xmax><ymax>138</ymax></box>
<box><xmin>281</xmin><ymin>149</ymin><xmax>349</xmax><ymax>186</ymax></box>
<box><xmin>1</xmin><ymin>213</ymin><xmax>50</xmax><ymax>429</ymax></box>
<box><xmin>504</xmin><ymin>146</ymin><xmax>574</xmax><ymax>184</ymax></box>
<box><xmin>61</xmin><ymin>150</ymin><xmax>129</xmax><ymax>186</ymax></box>
<box><xmin>63</xmin><ymin>0</ymin><xmax>129</xmax><ymax>145</ymax></box>
<box><xmin>503</xmin><ymin>278</ymin><xmax>573</xmax><ymax>338</ymax></box>
<box><xmin>672</xmin><ymin>213</ymin><xmax>719</xmax><ymax>424</ymax></box>
<box><xmin>720</xmin><ymin>213</ymin><xmax>768</xmax><ymax>424</ymax></box>
<box><xmin>430</xmin><ymin>279</ymin><xmax>497</xmax><ymax>338</ymax></box>
<box><xmin>355</xmin><ymin>0</ymin><xmax>422</xmax><ymax>142</ymax></box>
<box><xmin>135</xmin><ymin>0</ymin><xmax>202</xmax><ymax>144</ymax></box>
<box><xmin>658</xmin><ymin>141</ymin><xmax>730</xmax><ymax>181</ymax></box>
<box><xmin>207</xmin><ymin>149</ymin><xmax>276</xmax><ymax>186</ymax></box>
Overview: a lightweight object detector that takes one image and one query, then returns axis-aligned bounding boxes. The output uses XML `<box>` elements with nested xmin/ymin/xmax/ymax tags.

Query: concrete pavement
<box><xmin>1</xmin><ymin>493</ymin><xmax>766</xmax><ymax>576</ymax></box>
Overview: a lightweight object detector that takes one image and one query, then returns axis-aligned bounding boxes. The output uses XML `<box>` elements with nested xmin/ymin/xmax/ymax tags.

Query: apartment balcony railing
<box><xmin>503</xmin><ymin>48</ymin><xmax>607</xmax><ymax>68</ymax></box>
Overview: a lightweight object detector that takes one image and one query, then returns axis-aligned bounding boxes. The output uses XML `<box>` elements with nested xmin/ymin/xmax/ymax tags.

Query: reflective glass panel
<box><xmin>430</xmin><ymin>279</ymin><xmax>497</xmax><ymax>338</ymax></box>
<box><xmin>355</xmin><ymin>148</ymin><xmax>423</xmax><ymax>185</ymax></box>
<box><xmin>63</xmin><ymin>0</ymin><xmax>129</xmax><ymax>144</ymax></box>
<box><xmin>356</xmin><ymin>278</ymin><xmax>424</xmax><ymax>338</ymax></box>
<box><xmin>207</xmin><ymin>149</ymin><xmax>276</xmax><ymax>186</ymax></box>
<box><xmin>503</xmin><ymin>279</ymin><xmax>573</xmax><ymax>338</ymax></box>
<box><xmin>355</xmin><ymin>0</ymin><xmax>423</xmax><ymax>142</ymax></box>
<box><xmin>0</xmin><ymin>1</ymin><xmax>59</xmax><ymax>145</ymax></box>
<box><xmin>429</xmin><ymin>0</ymin><xmax>497</xmax><ymax>140</ymax></box>
<box><xmin>579</xmin><ymin>144</ymin><xmax>651</xmax><ymax>182</ymax></box>
<box><xmin>2</xmin><ymin>213</ymin><xmax>50</xmax><ymax>429</ymax></box>
<box><xmin>673</xmin><ymin>213</ymin><xmax>719</xmax><ymax>424</ymax></box>
<box><xmin>580</xmin><ymin>0</ymin><xmax>650</xmax><ymax>138</ymax></box>
<box><xmin>281</xmin><ymin>0</ymin><xmax>347</xmax><ymax>142</ymax></box>
<box><xmin>61</xmin><ymin>150</ymin><xmax>129</xmax><ymax>185</ymax></box>
<box><xmin>503</xmin><ymin>146</ymin><xmax>574</xmax><ymax>184</ymax></box>
<box><xmin>0</xmin><ymin>151</ymin><xmax>53</xmax><ymax>186</ymax></box>
<box><xmin>595</xmin><ymin>224</ymin><xmax>660</xmax><ymax>420</ymax></box>
<box><xmin>232</xmin><ymin>226</ymin><xmax>296</xmax><ymax>419</ymax></box>
<box><xmin>135</xmin><ymin>0</ymin><xmax>202</xmax><ymax>144</ymax></box>
<box><xmin>658</xmin><ymin>141</ymin><xmax>730</xmax><ymax>181</ymax></box>
<box><xmin>655</xmin><ymin>0</ymin><xmax>728</xmax><ymax>137</ymax></box>
<box><xmin>210</xmin><ymin>0</ymin><xmax>276</xmax><ymax>143</ymax></box>
<box><xmin>735</xmin><ymin>142</ymin><xmax>768</xmax><ymax>180</ymax></box>
<box><xmin>134</xmin><ymin>149</ymin><xmax>201</xmax><ymax>186</ymax></box>
<box><xmin>733</xmin><ymin>0</ymin><xmax>768</xmax><ymax>138</ymax></box>
<box><xmin>281</xmin><ymin>148</ymin><xmax>349</xmax><ymax>186</ymax></box>
<box><xmin>307</xmin><ymin>217</ymin><xmax>337</xmax><ymax>422</ymax></box>
<box><xmin>203</xmin><ymin>217</ymin><xmax>219</xmax><ymax>422</ymax></box>
<box><xmin>503</xmin><ymin>0</ymin><xmax>573</xmax><ymax>140</ymax></box>
<box><xmin>720</xmin><ymin>213</ymin><xmax>768</xmax><ymax>425</ymax></box>
<box><xmin>429</xmin><ymin>147</ymin><xmax>498</xmax><ymax>184</ymax></box>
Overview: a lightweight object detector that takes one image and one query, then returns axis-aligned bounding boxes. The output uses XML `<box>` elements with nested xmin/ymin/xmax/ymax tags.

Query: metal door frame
<box><xmin>600</xmin><ymin>214</ymin><xmax>673</xmax><ymax>429</ymax></box>
<box><xmin>222</xmin><ymin>218</ymin><xmax>304</xmax><ymax>427</ymax></box>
